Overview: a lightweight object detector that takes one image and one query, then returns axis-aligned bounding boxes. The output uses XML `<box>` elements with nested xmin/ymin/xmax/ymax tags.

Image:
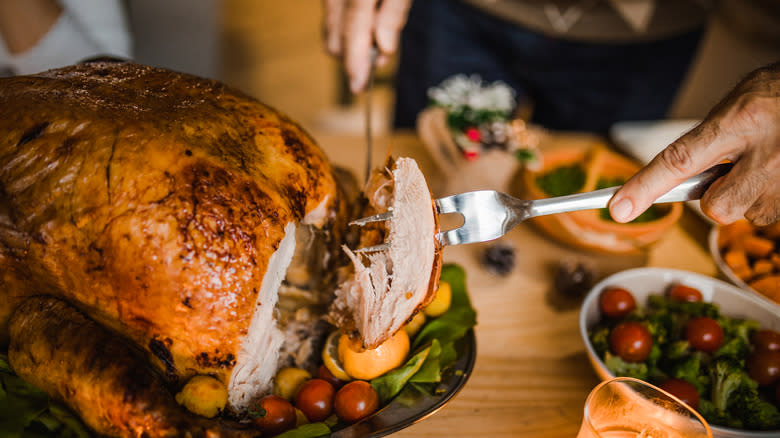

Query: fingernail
<box><xmin>350</xmin><ymin>76</ymin><xmax>365</xmax><ymax>93</ymax></box>
<box><xmin>611</xmin><ymin>198</ymin><xmax>633</xmax><ymax>223</ymax></box>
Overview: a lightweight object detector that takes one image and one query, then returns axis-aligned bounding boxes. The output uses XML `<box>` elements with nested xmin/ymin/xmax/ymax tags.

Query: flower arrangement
<box><xmin>427</xmin><ymin>74</ymin><xmax>540</xmax><ymax>165</ymax></box>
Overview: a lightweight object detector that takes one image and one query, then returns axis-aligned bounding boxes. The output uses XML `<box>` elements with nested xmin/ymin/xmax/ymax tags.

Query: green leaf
<box><xmin>0</xmin><ymin>353</ymin><xmax>12</xmax><ymax>373</ymax></box>
<box><xmin>48</xmin><ymin>402</ymin><xmax>91</xmax><ymax>438</ymax></box>
<box><xmin>604</xmin><ymin>352</ymin><xmax>649</xmax><ymax>380</ymax></box>
<box><xmin>413</xmin><ymin>265</ymin><xmax>477</xmax><ymax>350</ymax></box>
<box><xmin>371</xmin><ymin>346</ymin><xmax>431</xmax><ymax>404</ymax></box>
<box><xmin>33</xmin><ymin>412</ymin><xmax>61</xmax><ymax>432</ymax></box>
<box><xmin>439</xmin><ymin>342</ymin><xmax>458</xmax><ymax>369</ymax></box>
<box><xmin>410</xmin><ymin>340</ymin><xmax>442</xmax><ymax>384</ymax></box>
<box><xmin>273</xmin><ymin>422</ymin><xmax>331</xmax><ymax>438</ymax></box>
<box><xmin>514</xmin><ymin>149</ymin><xmax>535</xmax><ymax>162</ymax></box>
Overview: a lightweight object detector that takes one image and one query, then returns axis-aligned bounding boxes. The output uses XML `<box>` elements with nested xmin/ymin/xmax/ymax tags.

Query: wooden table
<box><xmin>314</xmin><ymin>130</ymin><xmax>717</xmax><ymax>438</ymax></box>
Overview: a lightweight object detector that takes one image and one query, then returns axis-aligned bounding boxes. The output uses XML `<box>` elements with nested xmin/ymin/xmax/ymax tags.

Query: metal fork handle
<box><xmin>528</xmin><ymin>162</ymin><xmax>733</xmax><ymax>218</ymax></box>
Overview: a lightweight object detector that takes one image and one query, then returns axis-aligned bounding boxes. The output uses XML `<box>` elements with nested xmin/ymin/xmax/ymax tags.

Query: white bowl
<box><xmin>579</xmin><ymin>267</ymin><xmax>780</xmax><ymax>438</ymax></box>
<box><xmin>708</xmin><ymin>226</ymin><xmax>780</xmax><ymax>309</ymax></box>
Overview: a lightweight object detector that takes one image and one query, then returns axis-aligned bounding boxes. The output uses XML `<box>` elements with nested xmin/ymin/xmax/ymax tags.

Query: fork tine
<box><xmin>354</xmin><ymin>243</ymin><xmax>390</xmax><ymax>253</ymax></box>
<box><xmin>349</xmin><ymin>210</ymin><xmax>393</xmax><ymax>226</ymax></box>
<box><xmin>434</xmin><ymin>194</ymin><xmax>461</xmax><ymax>214</ymax></box>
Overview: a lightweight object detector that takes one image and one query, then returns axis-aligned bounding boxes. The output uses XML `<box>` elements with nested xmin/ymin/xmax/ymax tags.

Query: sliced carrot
<box><xmin>717</xmin><ymin>220</ymin><xmax>754</xmax><ymax>249</ymax></box>
<box><xmin>724</xmin><ymin>249</ymin><xmax>749</xmax><ymax>270</ymax></box>
<box><xmin>753</xmin><ymin>259</ymin><xmax>775</xmax><ymax>277</ymax></box>
<box><xmin>741</xmin><ymin>234</ymin><xmax>775</xmax><ymax>258</ymax></box>
<box><xmin>749</xmin><ymin>275</ymin><xmax>780</xmax><ymax>303</ymax></box>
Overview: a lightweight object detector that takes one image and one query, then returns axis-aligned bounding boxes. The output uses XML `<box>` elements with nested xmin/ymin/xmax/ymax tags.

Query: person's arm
<box><xmin>609</xmin><ymin>62</ymin><xmax>780</xmax><ymax>226</ymax></box>
<box><xmin>0</xmin><ymin>0</ymin><xmax>62</xmax><ymax>54</ymax></box>
<box><xmin>322</xmin><ymin>0</ymin><xmax>412</xmax><ymax>93</ymax></box>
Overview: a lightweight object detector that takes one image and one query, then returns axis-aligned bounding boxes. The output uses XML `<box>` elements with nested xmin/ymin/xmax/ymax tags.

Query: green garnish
<box><xmin>535</xmin><ymin>164</ymin><xmax>586</xmax><ymax>197</ymax></box>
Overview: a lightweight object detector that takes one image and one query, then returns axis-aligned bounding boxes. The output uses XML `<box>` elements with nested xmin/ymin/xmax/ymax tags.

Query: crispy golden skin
<box><xmin>0</xmin><ymin>62</ymin><xmax>341</xmax><ymax>385</ymax></box>
<box><xmin>8</xmin><ymin>296</ymin><xmax>259</xmax><ymax>438</ymax></box>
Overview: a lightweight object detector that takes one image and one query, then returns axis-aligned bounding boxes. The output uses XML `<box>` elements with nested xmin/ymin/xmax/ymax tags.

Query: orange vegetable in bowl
<box><xmin>517</xmin><ymin>140</ymin><xmax>682</xmax><ymax>254</ymax></box>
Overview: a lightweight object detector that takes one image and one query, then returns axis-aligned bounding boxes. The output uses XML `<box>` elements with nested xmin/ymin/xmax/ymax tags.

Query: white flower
<box><xmin>427</xmin><ymin>74</ymin><xmax>516</xmax><ymax>115</ymax></box>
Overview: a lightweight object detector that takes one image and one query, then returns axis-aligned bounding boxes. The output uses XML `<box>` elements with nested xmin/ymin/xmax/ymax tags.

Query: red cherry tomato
<box><xmin>747</xmin><ymin>350</ymin><xmax>780</xmax><ymax>386</ymax></box>
<box><xmin>294</xmin><ymin>378</ymin><xmax>335</xmax><ymax>422</ymax></box>
<box><xmin>610</xmin><ymin>321</ymin><xmax>653</xmax><ymax>363</ymax></box>
<box><xmin>334</xmin><ymin>381</ymin><xmax>380</xmax><ymax>423</ymax></box>
<box><xmin>752</xmin><ymin>329</ymin><xmax>780</xmax><ymax>352</ymax></box>
<box><xmin>251</xmin><ymin>395</ymin><xmax>296</xmax><ymax>435</ymax></box>
<box><xmin>599</xmin><ymin>287</ymin><xmax>637</xmax><ymax>319</ymax></box>
<box><xmin>685</xmin><ymin>317</ymin><xmax>724</xmax><ymax>353</ymax></box>
<box><xmin>668</xmin><ymin>284</ymin><xmax>703</xmax><ymax>302</ymax></box>
<box><xmin>660</xmin><ymin>378</ymin><xmax>700</xmax><ymax>410</ymax></box>
<box><xmin>317</xmin><ymin>364</ymin><xmax>345</xmax><ymax>389</ymax></box>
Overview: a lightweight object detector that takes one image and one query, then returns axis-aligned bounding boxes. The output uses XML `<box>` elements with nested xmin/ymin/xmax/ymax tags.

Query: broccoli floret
<box><xmin>729</xmin><ymin>386</ymin><xmax>780</xmax><ymax>430</ymax></box>
<box><xmin>710</xmin><ymin>359</ymin><xmax>755</xmax><ymax>413</ymax></box>
<box><xmin>604</xmin><ymin>352</ymin><xmax>649</xmax><ymax>380</ymax></box>
<box><xmin>671</xmin><ymin>353</ymin><xmax>709</xmax><ymax>395</ymax></box>
<box><xmin>719</xmin><ymin>317</ymin><xmax>760</xmax><ymax>345</ymax></box>
<box><xmin>646</xmin><ymin>295</ymin><xmax>720</xmax><ymax>319</ymax></box>
<box><xmin>665</xmin><ymin>340</ymin><xmax>690</xmax><ymax>361</ymax></box>
<box><xmin>699</xmin><ymin>399</ymin><xmax>743</xmax><ymax>429</ymax></box>
<box><xmin>714</xmin><ymin>336</ymin><xmax>749</xmax><ymax>361</ymax></box>
<box><xmin>589</xmin><ymin>326</ymin><xmax>610</xmax><ymax>357</ymax></box>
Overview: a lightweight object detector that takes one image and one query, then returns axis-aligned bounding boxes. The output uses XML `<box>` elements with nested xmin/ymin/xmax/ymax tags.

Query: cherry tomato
<box><xmin>334</xmin><ymin>381</ymin><xmax>380</xmax><ymax>423</ymax></box>
<box><xmin>294</xmin><ymin>378</ymin><xmax>335</xmax><ymax>422</ymax></box>
<box><xmin>685</xmin><ymin>317</ymin><xmax>724</xmax><ymax>353</ymax></box>
<box><xmin>747</xmin><ymin>350</ymin><xmax>780</xmax><ymax>386</ymax></box>
<box><xmin>599</xmin><ymin>287</ymin><xmax>636</xmax><ymax>319</ymax></box>
<box><xmin>610</xmin><ymin>321</ymin><xmax>652</xmax><ymax>363</ymax></box>
<box><xmin>660</xmin><ymin>378</ymin><xmax>700</xmax><ymax>410</ymax></box>
<box><xmin>251</xmin><ymin>395</ymin><xmax>296</xmax><ymax>435</ymax></box>
<box><xmin>317</xmin><ymin>364</ymin><xmax>345</xmax><ymax>389</ymax></box>
<box><xmin>752</xmin><ymin>329</ymin><xmax>780</xmax><ymax>352</ymax></box>
<box><xmin>668</xmin><ymin>284</ymin><xmax>703</xmax><ymax>303</ymax></box>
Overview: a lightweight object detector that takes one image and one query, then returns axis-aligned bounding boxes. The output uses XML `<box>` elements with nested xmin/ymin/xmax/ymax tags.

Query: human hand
<box><xmin>322</xmin><ymin>0</ymin><xmax>412</xmax><ymax>93</ymax></box>
<box><xmin>609</xmin><ymin>62</ymin><xmax>780</xmax><ymax>226</ymax></box>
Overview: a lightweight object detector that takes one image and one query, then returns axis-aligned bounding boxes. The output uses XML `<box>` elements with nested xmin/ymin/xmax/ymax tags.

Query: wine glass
<box><xmin>577</xmin><ymin>377</ymin><xmax>712</xmax><ymax>438</ymax></box>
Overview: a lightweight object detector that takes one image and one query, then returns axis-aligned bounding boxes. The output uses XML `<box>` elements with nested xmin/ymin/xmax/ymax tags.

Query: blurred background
<box><xmin>194</xmin><ymin>1</ymin><xmax>780</xmax><ymax>136</ymax></box>
<box><xmin>2</xmin><ymin>1</ymin><xmax>779</xmax><ymax>137</ymax></box>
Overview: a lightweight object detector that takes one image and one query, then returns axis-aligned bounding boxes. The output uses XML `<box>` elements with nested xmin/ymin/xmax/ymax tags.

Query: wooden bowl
<box><xmin>518</xmin><ymin>142</ymin><xmax>682</xmax><ymax>254</ymax></box>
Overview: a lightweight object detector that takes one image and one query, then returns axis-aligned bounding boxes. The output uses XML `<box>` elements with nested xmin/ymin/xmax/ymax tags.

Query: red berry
<box><xmin>465</xmin><ymin>127</ymin><xmax>481</xmax><ymax>142</ymax></box>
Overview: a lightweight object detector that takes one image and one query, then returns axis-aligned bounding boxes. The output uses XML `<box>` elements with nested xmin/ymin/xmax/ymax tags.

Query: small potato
<box><xmin>273</xmin><ymin>367</ymin><xmax>311</xmax><ymax>401</ymax></box>
<box><xmin>425</xmin><ymin>281</ymin><xmax>452</xmax><ymax>317</ymax></box>
<box><xmin>175</xmin><ymin>375</ymin><xmax>228</xmax><ymax>418</ymax></box>
<box><xmin>404</xmin><ymin>312</ymin><xmax>426</xmax><ymax>337</ymax></box>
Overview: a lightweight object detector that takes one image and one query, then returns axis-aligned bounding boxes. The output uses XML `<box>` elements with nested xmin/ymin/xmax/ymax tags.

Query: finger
<box><xmin>375</xmin><ymin>0</ymin><xmax>411</xmax><ymax>54</ymax></box>
<box><xmin>376</xmin><ymin>52</ymin><xmax>390</xmax><ymax>68</ymax></box>
<box><xmin>608</xmin><ymin>121</ymin><xmax>740</xmax><ymax>223</ymax></box>
<box><xmin>323</xmin><ymin>0</ymin><xmax>346</xmax><ymax>56</ymax></box>
<box><xmin>701</xmin><ymin>155</ymin><xmax>778</xmax><ymax>225</ymax></box>
<box><xmin>344</xmin><ymin>0</ymin><xmax>379</xmax><ymax>93</ymax></box>
<box><xmin>745</xmin><ymin>191</ymin><xmax>780</xmax><ymax>226</ymax></box>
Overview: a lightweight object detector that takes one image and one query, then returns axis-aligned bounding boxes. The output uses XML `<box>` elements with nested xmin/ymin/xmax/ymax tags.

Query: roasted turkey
<box><xmin>0</xmin><ymin>61</ymin><xmax>441</xmax><ymax>437</ymax></box>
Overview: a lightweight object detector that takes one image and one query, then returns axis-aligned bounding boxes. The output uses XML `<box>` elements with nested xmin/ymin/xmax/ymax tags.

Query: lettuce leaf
<box><xmin>371</xmin><ymin>345</ymin><xmax>431</xmax><ymax>403</ymax></box>
<box><xmin>412</xmin><ymin>264</ymin><xmax>477</xmax><ymax>350</ymax></box>
<box><xmin>0</xmin><ymin>353</ymin><xmax>91</xmax><ymax>438</ymax></box>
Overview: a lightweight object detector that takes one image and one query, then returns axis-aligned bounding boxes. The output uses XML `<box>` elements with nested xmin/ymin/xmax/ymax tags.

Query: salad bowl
<box><xmin>580</xmin><ymin>267</ymin><xmax>780</xmax><ymax>438</ymax></box>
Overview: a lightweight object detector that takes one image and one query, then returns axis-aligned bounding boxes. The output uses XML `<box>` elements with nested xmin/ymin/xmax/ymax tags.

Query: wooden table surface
<box><xmin>314</xmin><ymin>130</ymin><xmax>717</xmax><ymax>438</ymax></box>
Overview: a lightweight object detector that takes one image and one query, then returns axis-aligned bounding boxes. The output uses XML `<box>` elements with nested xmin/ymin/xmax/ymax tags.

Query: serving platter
<box><xmin>332</xmin><ymin>329</ymin><xmax>477</xmax><ymax>437</ymax></box>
